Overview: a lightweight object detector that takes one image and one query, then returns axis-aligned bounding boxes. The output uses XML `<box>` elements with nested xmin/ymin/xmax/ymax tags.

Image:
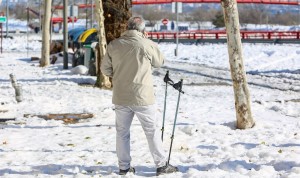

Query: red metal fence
<box><xmin>148</xmin><ymin>31</ymin><xmax>300</xmax><ymax>40</ymax></box>
<box><xmin>55</xmin><ymin>0</ymin><xmax>300</xmax><ymax>9</ymax></box>
<box><xmin>132</xmin><ymin>0</ymin><xmax>300</xmax><ymax>5</ymax></box>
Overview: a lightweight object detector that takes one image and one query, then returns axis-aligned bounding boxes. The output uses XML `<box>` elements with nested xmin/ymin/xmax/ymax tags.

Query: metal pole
<box><xmin>266</xmin><ymin>5</ymin><xmax>269</xmax><ymax>31</ymax></box>
<box><xmin>91</xmin><ymin>0</ymin><xmax>94</xmax><ymax>28</ymax></box>
<box><xmin>39</xmin><ymin>0</ymin><xmax>42</xmax><ymax>34</ymax></box>
<box><xmin>86</xmin><ymin>0</ymin><xmax>88</xmax><ymax>29</ymax></box>
<box><xmin>161</xmin><ymin>71</ymin><xmax>170</xmax><ymax>142</ymax></box>
<box><xmin>167</xmin><ymin>79</ymin><xmax>183</xmax><ymax>165</ymax></box>
<box><xmin>72</xmin><ymin>0</ymin><xmax>74</xmax><ymax>29</ymax></box>
<box><xmin>27</xmin><ymin>1</ymin><xmax>29</xmax><ymax>57</ymax></box>
<box><xmin>6</xmin><ymin>0</ymin><xmax>8</xmax><ymax>37</ymax></box>
<box><xmin>298</xmin><ymin>4</ymin><xmax>300</xmax><ymax>29</ymax></box>
<box><xmin>161</xmin><ymin>82</ymin><xmax>167</xmax><ymax>141</ymax></box>
<box><xmin>63</xmin><ymin>0</ymin><xmax>69</xmax><ymax>69</ymax></box>
<box><xmin>1</xmin><ymin>23</ymin><xmax>2</xmax><ymax>54</ymax></box>
<box><xmin>175</xmin><ymin>2</ymin><xmax>179</xmax><ymax>56</ymax></box>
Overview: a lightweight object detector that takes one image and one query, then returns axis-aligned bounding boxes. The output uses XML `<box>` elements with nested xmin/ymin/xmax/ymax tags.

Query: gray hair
<box><xmin>127</xmin><ymin>16</ymin><xmax>146</xmax><ymax>32</ymax></box>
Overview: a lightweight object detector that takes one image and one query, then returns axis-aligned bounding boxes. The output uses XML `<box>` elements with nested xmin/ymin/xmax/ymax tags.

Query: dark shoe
<box><xmin>119</xmin><ymin>167</ymin><xmax>135</xmax><ymax>175</ymax></box>
<box><xmin>156</xmin><ymin>164</ymin><xmax>178</xmax><ymax>176</ymax></box>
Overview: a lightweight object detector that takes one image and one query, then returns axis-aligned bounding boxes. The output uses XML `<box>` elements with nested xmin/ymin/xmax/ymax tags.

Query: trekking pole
<box><xmin>161</xmin><ymin>70</ymin><xmax>174</xmax><ymax>141</ymax></box>
<box><xmin>167</xmin><ymin>79</ymin><xmax>184</xmax><ymax>165</ymax></box>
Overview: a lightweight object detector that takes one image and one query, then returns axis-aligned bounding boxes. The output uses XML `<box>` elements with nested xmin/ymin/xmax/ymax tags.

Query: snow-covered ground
<box><xmin>0</xmin><ymin>34</ymin><xmax>300</xmax><ymax>178</ymax></box>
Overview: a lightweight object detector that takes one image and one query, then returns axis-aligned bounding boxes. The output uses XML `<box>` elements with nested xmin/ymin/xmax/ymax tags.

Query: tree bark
<box><xmin>40</xmin><ymin>0</ymin><xmax>52</xmax><ymax>67</ymax></box>
<box><xmin>94</xmin><ymin>0</ymin><xmax>132</xmax><ymax>88</ymax></box>
<box><xmin>221</xmin><ymin>0</ymin><xmax>255</xmax><ymax>129</ymax></box>
<box><xmin>103</xmin><ymin>0</ymin><xmax>132</xmax><ymax>44</ymax></box>
<box><xmin>94</xmin><ymin>0</ymin><xmax>111</xmax><ymax>88</ymax></box>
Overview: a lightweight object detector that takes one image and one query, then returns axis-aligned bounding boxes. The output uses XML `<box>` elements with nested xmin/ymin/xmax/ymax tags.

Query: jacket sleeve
<box><xmin>147</xmin><ymin>41</ymin><xmax>165</xmax><ymax>68</ymax></box>
<box><xmin>100</xmin><ymin>44</ymin><xmax>113</xmax><ymax>77</ymax></box>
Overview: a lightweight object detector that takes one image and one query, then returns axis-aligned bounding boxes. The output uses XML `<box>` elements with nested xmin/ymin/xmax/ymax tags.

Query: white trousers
<box><xmin>115</xmin><ymin>105</ymin><xmax>167</xmax><ymax>170</ymax></box>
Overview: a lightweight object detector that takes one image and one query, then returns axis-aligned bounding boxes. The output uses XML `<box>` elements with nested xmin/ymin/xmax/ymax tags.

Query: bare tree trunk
<box><xmin>103</xmin><ymin>0</ymin><xmax>132</xmax><ymax>44</ymax></box>
<box><xmin>221</xmin><ymin>0</ymin><xmax>255</xmax><ymax>129</ymax></box>
<box><xmin>94</xmin><ymin>0</ymin><xmax>111</xmax><ymax>88</ymax></box>
<box><xmin>93</xmin><ymin>0</ymin><xmax>131</xmax><ymax>88</ymax></box>
<box><xmin>40</xmin><ymin>0</ymin><xmax>52</xmax><ymax>67</ymax></box>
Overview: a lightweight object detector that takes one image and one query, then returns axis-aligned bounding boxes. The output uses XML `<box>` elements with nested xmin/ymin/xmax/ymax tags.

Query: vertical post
<box><xmin>86</xmin><ymin>0</ymin><xmax>88</xmax><ymax>29</ymax></box>
<box><xmin>91</xmin><ymin>0</ymin><xmax>94</xmax><ymax>28</ymax></box>
<box><xmin>9</xmin><ymin>74</ymin><xmax>23</xmax><ymax>103</ymax></box>
<box><xmin>39</xmin><ymin>0</ymin><xmax>41</xmax><ymax>34</ymax></box>
<box><xmin>63</xmin><ymin>0</ymin><xmax>69</xmax><ymax>69</ymax></box>
<box><xmin>40</xmin><ymin>0</ymin><xmax>52</xmax><ymax>67</ymax></box>
<box><xmin>6</xmin><ymin>0</ymin><xmax>8</xmax><ymax>37</ymax></box>
<box><xmin>27</xmin><ymin>1</ymin><xmax>29</xmax><ymax>57</ymax></box>
<box><xmin>50</xmin><ymin>21</ymin><xmax>53</xmax><ymax>42</ymax></box>
<box><xmin>298</xmin><ymin>4</ymin><xmax>300</xmax><ymax>30</ymax></box>
<box><xmin>266</xmin><ymin>5</ymin><xmax>269</xmax><ymax>31</ymax></box>
<box><xmin>72</xmin><ymin>0</ymin><xmax>75</xmax><ymax>29</ymax></box>
<box><xmin>1</xmin><ymin>23</ymin><xmax>2</xmax><ymax>54</ymax></box>
<box><xmin>175</xmin><ymin>2</ymin><xmax>179</xmax><ymax>56</ymax></box>
<box><xmin>50</xmin><ymin>0</ymin><xmax>54</xmax><ymax>44</ymax></box>
<box><xmin>221</xmin><ymin>0</ymin><xmax>255</xmax><ymax>129</ymax></box>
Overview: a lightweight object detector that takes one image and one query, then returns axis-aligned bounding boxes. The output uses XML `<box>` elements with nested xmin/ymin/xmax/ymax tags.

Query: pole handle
<box><xmin>172</xmin><ymin>79</ymin><xmax>184</xmax><ymax>94</ymax></box>
<box><xmin>164</xmin><ymin>70</ymin><xmax>174</xmax><ymax>85</ymax></box>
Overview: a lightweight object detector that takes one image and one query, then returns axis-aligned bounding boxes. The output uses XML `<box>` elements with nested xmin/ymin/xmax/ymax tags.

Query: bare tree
<box><xmin>40</xmin><ymin>0</ymin><xmax>52</xmax><ymax>67</ymax></box>
<box><xmin>238</xmin><ymin>5</ymin><xmax>267</xmax><ymax>25</ymax></box>
<box><xmin>221</xmin><ymin>0</ymin><xmax>255</xmax><ymax>129</ymax></box>
<box><xmin>191</xmin><ymin>7</ymin><xmax>218</xmax><ymax>21</ymax></box>
<box><xmin>269</xmin><ymin>12</ymin><xmax>299</xmax><ymax>25</ymax></box>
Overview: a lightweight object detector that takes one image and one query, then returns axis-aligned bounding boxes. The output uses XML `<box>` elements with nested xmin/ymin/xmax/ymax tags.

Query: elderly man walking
<box><xmin>100</xmin><ymin>16</ymin><xmax>178</xmax><ymax>176</ymax></box>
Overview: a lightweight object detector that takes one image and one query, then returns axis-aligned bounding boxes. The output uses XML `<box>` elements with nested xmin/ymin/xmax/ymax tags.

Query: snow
<box><xmin>0</xmin><ymin>33</ymin><xmax>300</xmax><ymax>178</ymax></box>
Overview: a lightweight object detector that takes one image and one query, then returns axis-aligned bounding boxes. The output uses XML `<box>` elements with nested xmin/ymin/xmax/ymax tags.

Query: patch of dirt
<box><xmin>24</xmin><ymin>113</ymin><xmax>94</xmax><ymax>124</ymax></box>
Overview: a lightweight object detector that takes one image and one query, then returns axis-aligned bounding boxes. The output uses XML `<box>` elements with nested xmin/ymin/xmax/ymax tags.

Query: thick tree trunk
<box><xmin>40</xmin><ymin>0</ymin><xmax>52</xmax><ymax>67</ymax></box>
<box><xmin>94</xmin><ymin>0</ymin><xmax>111</xmax><ymax>88</ymax></box>
<box><xmin>94</xmin><ymin>0</ymin><xmax>131</xmax><ymax>88</ymax></box>
<box><xmin>221</xmin><ymin>0</ymin><xmax>255</xmax><ymax>129</ymax></box>
<box><xmin>103</xmin><ymin>0</ymin><xmax>132</xmax><ymax>44</ymax></box>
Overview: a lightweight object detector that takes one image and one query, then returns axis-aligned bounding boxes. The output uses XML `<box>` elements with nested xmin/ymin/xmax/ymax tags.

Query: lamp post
<box><xmin>85</xmin><ymin>0</ymin><xmax>88</xmax><ymax>29</ymax></box>
<box><xmin>172</xmin><ymin>2</ymin><xmax>182</xmax><ymax>57</ymax></box>
<box><xmin>63</xmin><ymin>0</ymin><xmax>68</xmax><ymax>69</ymax></box>
<box><xmin>39</xmin><ymin>0</ymin><xmax>41</xmax><ymax>33</ymax></box>
<box><xmin>72</xmin><ymin>0</ymin><xmax>75</xmax><ymax>29</ymax></box>
<box><xmin>91</xmin><ymin>0</ymin><xmax>94</xmax><ymax>28</ymax></box>
<box><xmin>298</xmin><ymin>3</ymin><xmax>300</xmax><ymax>29</ymax></box>
<box><xmin>175</xmin><ymin>2</ymin><xmax>179</xmax><ymax>56</ymax></box>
